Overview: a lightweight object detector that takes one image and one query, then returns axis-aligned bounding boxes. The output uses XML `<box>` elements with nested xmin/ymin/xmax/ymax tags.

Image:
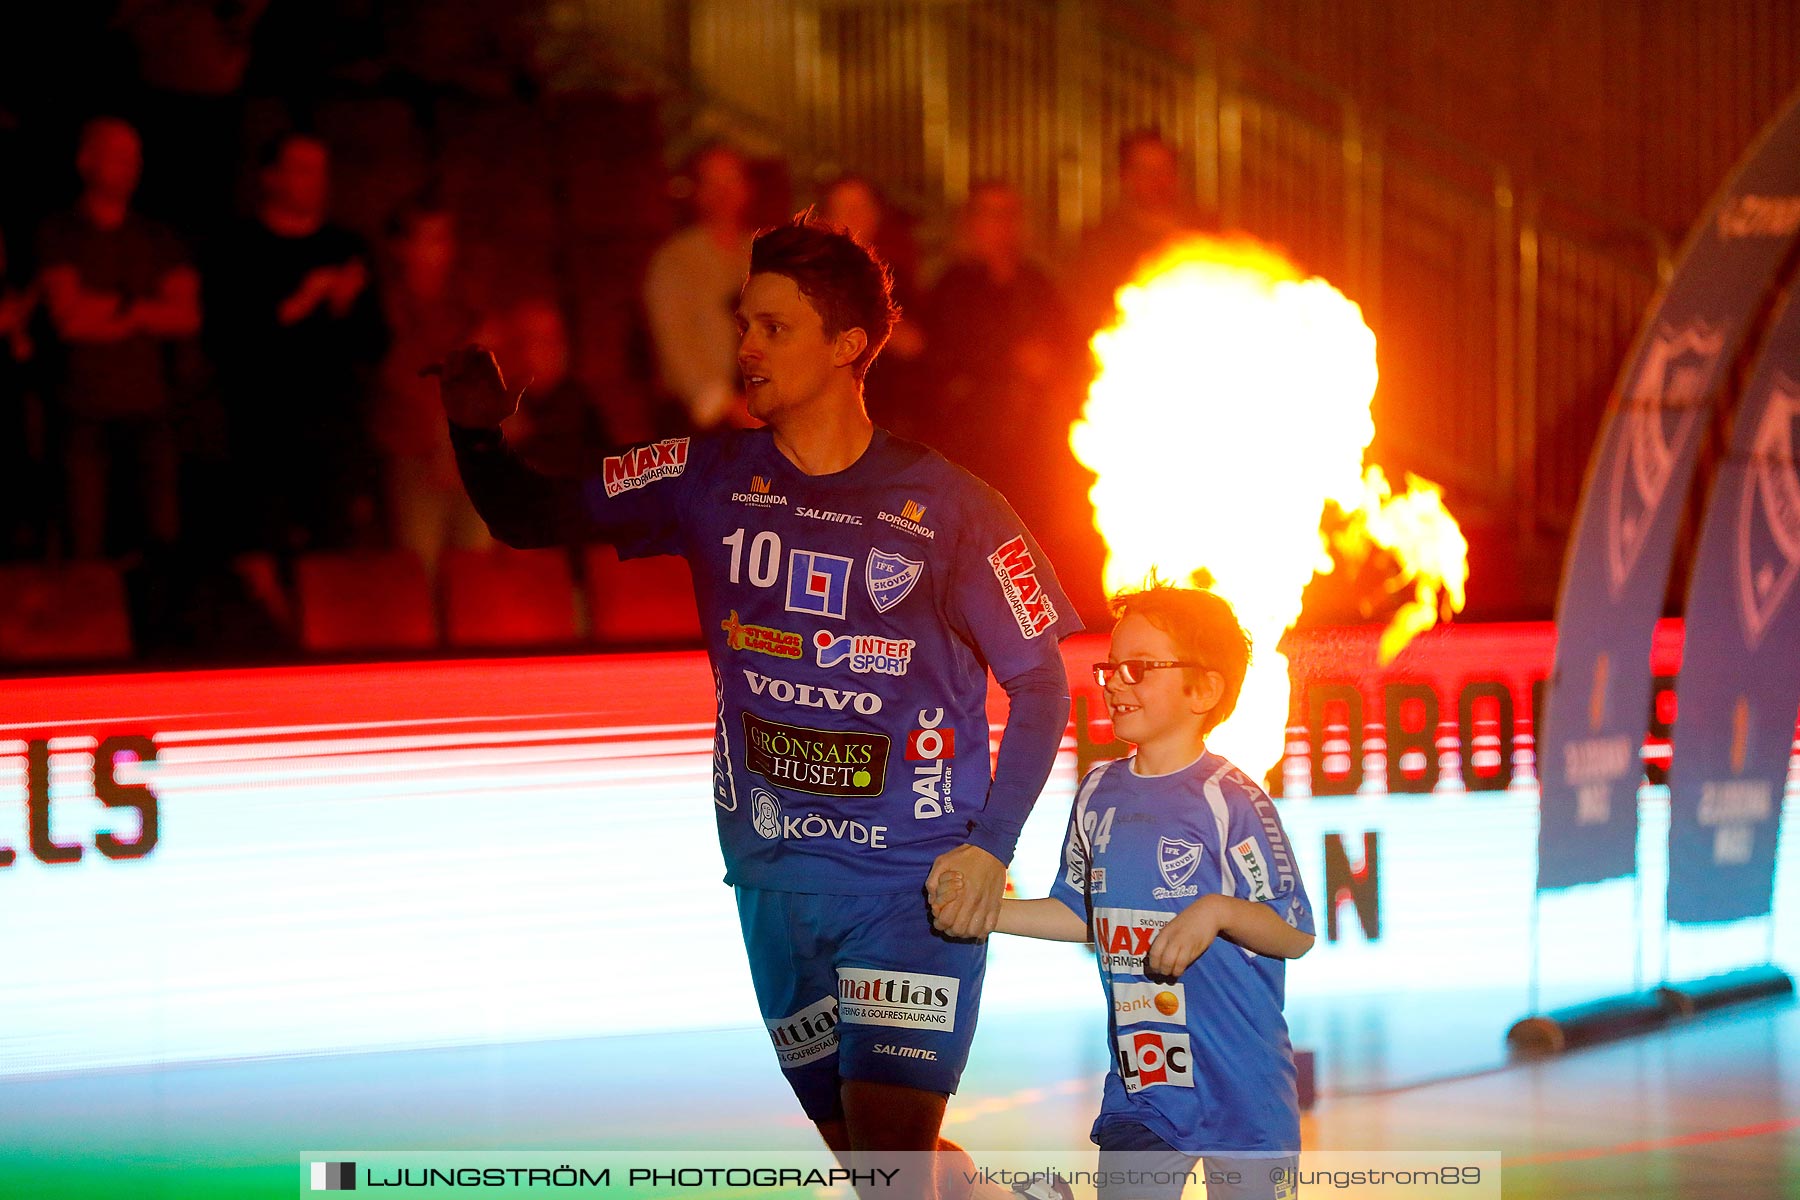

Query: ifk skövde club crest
<box><xmin>866</xmin><ymin>550</ymin><xmax>924</xmax><ymax>613</ymax></box>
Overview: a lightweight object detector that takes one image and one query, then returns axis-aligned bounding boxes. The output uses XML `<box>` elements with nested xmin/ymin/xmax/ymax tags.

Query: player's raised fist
<box><xmin>429</xmin><ymin>343</ymin><xmax>526</xmax><ymax>430</ymax></box>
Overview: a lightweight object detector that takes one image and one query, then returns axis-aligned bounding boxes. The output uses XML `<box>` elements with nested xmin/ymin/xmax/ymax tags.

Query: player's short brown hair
<box><xmin>1110</xmin><ymin>582</ymin><xmax>1251</xmax><ymax>734</ymax></box>
<box><xmin>749</xmin><ymin>211</ymin><xmax>899</xmax><ymax>381</ymax></box>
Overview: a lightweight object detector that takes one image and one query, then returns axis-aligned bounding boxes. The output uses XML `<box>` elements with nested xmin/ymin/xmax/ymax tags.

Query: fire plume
<box><xmin>1072</xmin><ymin>235</ymin><xmax>1468</xmax><ymax>779</ymax></box>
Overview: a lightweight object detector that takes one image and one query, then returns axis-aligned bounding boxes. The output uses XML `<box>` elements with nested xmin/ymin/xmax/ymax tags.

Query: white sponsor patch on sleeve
<box><xmin>1232</xmin><ymin>836</ymin><xmax>1276</xmax><ymax>901</ymax></box>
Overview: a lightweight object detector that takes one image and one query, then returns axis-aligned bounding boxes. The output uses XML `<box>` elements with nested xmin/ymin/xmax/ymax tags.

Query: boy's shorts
<box><xmin>735</xmin><ymin>886</ymin><xmax>986</xmax><ymax>1122</ymax></box>
<box><xmin>1095</xmin><ymin>1121</ymin><xmax>1299</xmax><ymax>1200</ymax></box>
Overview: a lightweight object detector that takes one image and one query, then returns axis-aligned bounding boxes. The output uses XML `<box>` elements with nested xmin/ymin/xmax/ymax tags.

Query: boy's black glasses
<box><xmin>1092</xmin><ymin>660</ymin><xmax>1212</xmax><ymax>688</ymax></box>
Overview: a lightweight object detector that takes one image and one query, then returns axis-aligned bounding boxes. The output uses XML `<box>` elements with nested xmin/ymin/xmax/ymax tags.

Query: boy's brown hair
<box><xmin>1110</xmin><ymin>581</ymin><xmax>1251</xmax><ymax>734</ymax></box>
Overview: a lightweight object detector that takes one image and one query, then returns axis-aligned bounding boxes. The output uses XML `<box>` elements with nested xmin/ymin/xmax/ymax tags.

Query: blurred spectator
<box><xmin>498</xmin><ymin>296</ymin><xmax>612</xmax><ymax>478</ymax></box>
<box><xmin>117</xmin><ymin>0</ymin><xmax>268</xmax><ymax>241</ymax></box>
<box><xmin>36</xmin><ymin>116</ymin><xmax>200</xmax><ymax>560</ymax></box>
<box><xmin>374</xmin><ymin>197</ymin><xmax>490</xmax><ymax>578</ymax></box>
<box><xmin>917</xmin><ymin>180</ymin><xmax>1104</xmax><ymax>617</ymax></box>
<box><xmin>820</xmin><ymin>174</ymin><xmax>921</xmax><ymax>311</ymax></box>
<box><xmin>643</xmin><ymin>142</ymin><xmax>752</xmax><ymax>433</ymax></box>
<box><xmin>819</xmin><ymin>174</ymin><xmax>924</xmax><ymax>422</ymax></box>
<box><xmin>208</xmin><ymin>132</ymin><xmax>388</xmax><ymax>556</ymax></box>
<box><xmin>1</xmin><ymin>224</ymin><xmax>45</xmax><ymax>559</ymax></box>
<box><xmin>1065</xmin><ymin>129</ymin><xmax>1209</xmax><ymax>339</ymax></box>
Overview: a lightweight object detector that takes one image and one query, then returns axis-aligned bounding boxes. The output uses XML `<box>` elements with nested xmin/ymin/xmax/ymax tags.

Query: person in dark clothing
<box><xmin>36</xmin><ymin>116</ymin><xmax>200</xmax><ymax>559</ymax></box>
<box><xmin>1065</xmin><ymin>129</ymin><xmax>1211</xmax><ymax>342</ymax></box>
<box><xmin>0</xmin><ymin>223</ymin><xmax>45</xmax><ymax>559</ymax></box>
<box><xmin>819</xmin><ymin>174</ymin><xmax>925</xmax><ymax>434</ymax></box>
<box><xmin>496</xmin><ymin>296</ymin><xmax>612</xmax><ymax>479</ymax></box>
<box><xmin>374</xmin><ymin>198</ymin><xmax>490</xmax><ymax>579</ymax></box>
<box><xmin>918</xmin><ymin>180</ymin><xmax>1105</xmax><ymax>619</ymax></box>
<box><xmin>207</xmin><ymin>131</ymin><xmax>387</xmax><ymax>555</ymax></box>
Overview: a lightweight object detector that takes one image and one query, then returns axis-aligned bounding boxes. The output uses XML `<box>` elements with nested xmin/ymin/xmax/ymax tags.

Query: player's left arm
<box><xmin>926</xmin><ymin>494</ymin><xmax>1083</xmax><ymax>939</ymax></box>
<box><xmin>927</xmin><ymin>658</ymin><xmax>1070</xmax><ymax>938</ymax></box>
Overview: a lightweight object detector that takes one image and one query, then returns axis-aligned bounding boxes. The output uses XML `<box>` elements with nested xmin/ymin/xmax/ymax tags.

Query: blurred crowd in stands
<box><xmin>0</xmin><ymin>4</ymin><xmax>1219</xmax><ymax>663</ymax></box>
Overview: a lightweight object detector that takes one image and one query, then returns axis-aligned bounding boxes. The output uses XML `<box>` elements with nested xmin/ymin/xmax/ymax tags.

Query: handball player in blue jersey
<box><xmin>435</xmin><ymin>213</ymin><xmax>1080</xmax><ymax>1192</ymax></box>
<box><xmin>939</xmin><ymin>585</ymin><xmax>1313</xmax><ymax>1200</ymax></box>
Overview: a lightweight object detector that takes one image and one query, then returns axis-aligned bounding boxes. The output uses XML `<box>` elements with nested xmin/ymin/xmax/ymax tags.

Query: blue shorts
<box><xmin>735</xmin><ymin>886</ymin><xmax>987</xmax><ymax>1121</ymax></box>
<box><xmin>1095</xmin><ymin>1121</ymin><xmax>1299</xmax><ymax>1200</ymax></box>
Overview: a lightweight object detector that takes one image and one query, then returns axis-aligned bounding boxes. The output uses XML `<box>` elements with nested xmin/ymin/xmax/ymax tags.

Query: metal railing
<box><xmin>545</xmin><ymin>0</ymin><xmax>1673</xmax><ymax>556</ymax></box>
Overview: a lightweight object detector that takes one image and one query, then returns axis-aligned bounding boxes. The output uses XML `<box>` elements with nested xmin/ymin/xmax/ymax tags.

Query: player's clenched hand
<box><xmin>427</xmin><ymin>343</ymin><xmax>527</xmax><ymax>430</ymax></box>
<box><xmin>929</xmin><ymin>869</ymin><xmax>965</xmax><ymax>930</ymax></box>
<box><xmin>926</xmin><ymin>844</ymin><xmax>1005</xmax><ymax>938</ymax></box>
<box><xmin>1145</xmin><ymin>894</ymin><xmax>1223</xmax><ymax>978</ymax></box>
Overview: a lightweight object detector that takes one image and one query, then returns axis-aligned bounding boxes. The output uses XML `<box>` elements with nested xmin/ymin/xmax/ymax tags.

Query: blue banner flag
<box><xmin>1665</xmin><ymin>286</ymin><xmax>1800</xmax><ymax>924</ymax></box>
<box><xmin>1538</xmin><ymin>89</ymin><xmax>1800</xmax><ymax>891</ymax></box>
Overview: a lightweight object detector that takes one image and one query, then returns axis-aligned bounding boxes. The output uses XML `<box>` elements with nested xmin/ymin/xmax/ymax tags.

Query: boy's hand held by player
<box><xmin>1146</xmin><ymin>893</ymin><xmax>1224</xmax><ymax>978</ymax></box>
<box><xmin>929</xmin><ymin>869</ymin><xmax>966</xmax><ymax>930</ymax></box>
<box><xmin>926</xmin><ymin>844</ymin><xmax>1005</xmax><ymax>938</ymax></box>
<box><xmin>430</xmin><ymin>343</ymin><xmax>527</xmax><ymax>430</ymax></box>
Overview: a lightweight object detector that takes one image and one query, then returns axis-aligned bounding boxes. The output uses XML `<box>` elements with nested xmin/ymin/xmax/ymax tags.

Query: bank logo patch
<box><xmin>786</xmin><ymin>550</ymin><xmax>854</xmax><ymax>619</ymax></box>
<box><xmin>866</xmin><ymin>550</ymin><xmax>924</xmax><ymax>613</ymax></box>
<box><xmin>837</xmin><ymin>968</ymin><xmax>958</xmax><ymax>1031</ymax></box>
<box><xmin>1112</xmin><ymin>980</ymin><xmax>1186</xmax><ymax>1026</ymax></box>
<box><xmin>1231</xmin><ymin>837</ymin><xmax>1275</xmax><ymax>901</ymax></box>
<box><xmin>1607</xmin><ymin>320</ymin><xmax>1726</xmax><ymax>595</ymax></box>
<box><xmin>741</xmin><ymin>713</ymin><xmax>889</xmax><ymax>798</ymax></box>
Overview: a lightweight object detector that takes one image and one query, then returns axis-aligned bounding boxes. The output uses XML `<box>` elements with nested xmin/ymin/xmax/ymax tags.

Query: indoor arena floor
<box><xmin>2</xmin><ymin>990</ymin><xmax>1794</xmax><ymax>1198</ymax></box>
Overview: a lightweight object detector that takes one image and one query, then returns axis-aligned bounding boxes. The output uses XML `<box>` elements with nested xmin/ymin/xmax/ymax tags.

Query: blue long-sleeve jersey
<box><xmin>453</xmin><ymin>423</ymin><xmax>1081</xmax><ymax>893</ymax></box>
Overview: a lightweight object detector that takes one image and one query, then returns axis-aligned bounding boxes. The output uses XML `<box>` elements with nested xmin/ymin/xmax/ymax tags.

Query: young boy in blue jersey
<box><xmin>937</xmin><ymin>584</ymin><xmax>1313</xmax><ymax>1200</ymax></box>
<box><xmin>435</xmin><ymin>213</ymin><xmax>1079</xmax><ymax>1199</ymax></box>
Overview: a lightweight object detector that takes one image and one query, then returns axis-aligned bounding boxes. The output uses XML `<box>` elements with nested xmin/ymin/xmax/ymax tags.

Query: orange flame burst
<box><xmin>1071</xmin><ymin>236</ymin><xmax>1468</xmax><ymax>779</ymax></box>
